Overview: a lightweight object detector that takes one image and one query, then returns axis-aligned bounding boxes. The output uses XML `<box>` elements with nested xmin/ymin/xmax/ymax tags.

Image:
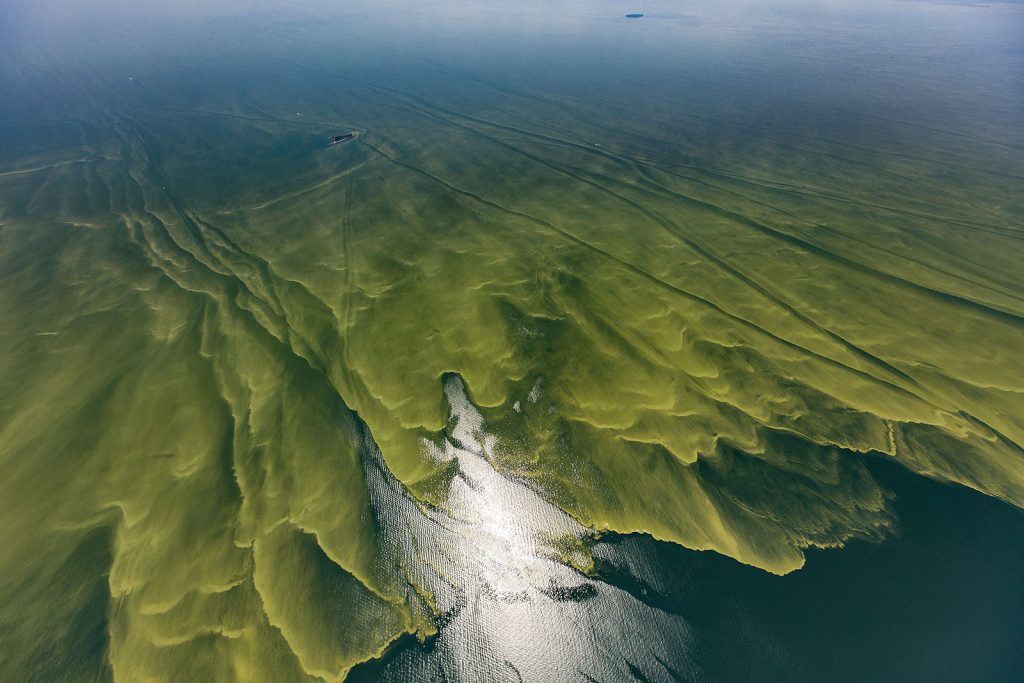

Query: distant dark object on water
<box><xmin>625</xmin><ymin>13</ymin><xmax>644</xmax><ymax>19</ymax></box>
<box><xmin>329</xmin><ymin>133</ymin><xmax>355</xmax><ymax>146</ymax></box>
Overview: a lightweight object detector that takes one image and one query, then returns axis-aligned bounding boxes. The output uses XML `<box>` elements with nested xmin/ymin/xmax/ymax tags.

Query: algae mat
<box><xmin>1</xmin><ymin>0</ymin><xmax>1022</xmax><ymax>680</ymax></box>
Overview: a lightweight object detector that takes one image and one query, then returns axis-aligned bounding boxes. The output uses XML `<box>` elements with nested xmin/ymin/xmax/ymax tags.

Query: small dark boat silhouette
<box><xmin>329</xmin><ymin>133</ymin><xmax>355</xmax><ymax>145</ymax></box>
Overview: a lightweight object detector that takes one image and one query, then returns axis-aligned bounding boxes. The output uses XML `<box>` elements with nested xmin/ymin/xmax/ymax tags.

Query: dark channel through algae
<box><xmin>1</xmin><ymin>0</ymin><xmax>1023</xmax><ymax>680</ymax></box>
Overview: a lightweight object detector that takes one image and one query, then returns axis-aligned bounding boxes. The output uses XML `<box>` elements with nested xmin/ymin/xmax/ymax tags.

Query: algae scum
<box><xmin>1</xmin><ymin>0</ymin><xmax>1023</xmax><ymax>680</ymax></box>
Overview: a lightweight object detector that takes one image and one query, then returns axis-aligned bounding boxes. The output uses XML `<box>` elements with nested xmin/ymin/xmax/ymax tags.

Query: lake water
<box><xmin>1</xmin><ymin>1</ymin><xmax>1022</xmax><ymax>680</ymax></box>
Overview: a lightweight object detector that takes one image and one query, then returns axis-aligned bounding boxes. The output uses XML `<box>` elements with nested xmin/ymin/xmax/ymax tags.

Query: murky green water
<box><xmin>1</xmin><ymin>0</ymin><xmax>1022</xmax><ymax>680</ymax></box>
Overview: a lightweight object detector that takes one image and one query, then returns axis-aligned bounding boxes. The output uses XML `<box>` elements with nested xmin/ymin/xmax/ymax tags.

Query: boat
<box><xmin>329</xmin><ymin>133</ymin><xmax>355</xmax><ymax>145</ymax></box>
